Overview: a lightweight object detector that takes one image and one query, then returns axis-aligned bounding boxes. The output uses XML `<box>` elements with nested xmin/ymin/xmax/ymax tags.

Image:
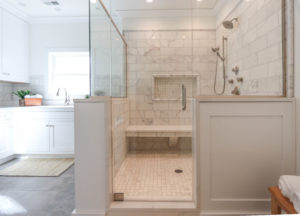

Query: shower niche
<box><xmin>152</xmin><ymin>75</ymin><xmax>198</xmax><ymax>101</ymax></box>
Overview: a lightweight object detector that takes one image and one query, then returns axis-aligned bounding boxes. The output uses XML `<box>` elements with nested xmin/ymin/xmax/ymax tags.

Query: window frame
<box><xmin>48</xmin><ymin>49</ymin><xmax>90</xmax><ymax>99</ymax></box>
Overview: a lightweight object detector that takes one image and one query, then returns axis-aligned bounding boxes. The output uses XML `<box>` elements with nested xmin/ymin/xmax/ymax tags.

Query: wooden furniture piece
<box><xmin>268</xmin><ymin>186</ymin><xmax>298</xmax><ymax>214</ymax></box>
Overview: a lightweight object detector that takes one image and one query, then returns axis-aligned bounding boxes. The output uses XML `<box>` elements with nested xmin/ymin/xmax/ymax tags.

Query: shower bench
<box><xmin>126</xmin><ymin>125</ymin><xmax>192</xmax><ymax>138</ymax></box>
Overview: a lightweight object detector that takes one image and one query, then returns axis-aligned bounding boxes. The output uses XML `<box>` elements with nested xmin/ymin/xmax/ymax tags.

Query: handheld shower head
<box><xmin>212</xmin><ymin>47</ymin><xmax>225</xmax><ymax>62</ymax></box>
<box><xmin>222</xmin><ymin>18</ymin><xmax>238</xmax><ymax>29</ymax></box>
<box><xmin>212</xmin><ymin>47</ymin><xmax>220</xmax><ymax>53</ymax></box>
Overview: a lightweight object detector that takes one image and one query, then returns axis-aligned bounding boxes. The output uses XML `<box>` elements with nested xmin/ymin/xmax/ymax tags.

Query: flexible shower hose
<box><xmin>214</xmin><ymin>55</ymin><xmax>226</xmax><ymax>95</ymax></box>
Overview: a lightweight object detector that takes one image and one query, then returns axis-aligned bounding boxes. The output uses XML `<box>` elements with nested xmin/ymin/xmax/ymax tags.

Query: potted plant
<box><xmin>12</xmin><ymin>90</ymin><xmax>32</xmax><ymax>106</ymax></box>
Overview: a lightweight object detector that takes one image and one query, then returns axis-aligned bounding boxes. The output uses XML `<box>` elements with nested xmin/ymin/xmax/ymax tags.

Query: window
<box><xmin>48</xmin><ymin>51</ymin><xmax>90</xmax><ymax>96</ymax></box>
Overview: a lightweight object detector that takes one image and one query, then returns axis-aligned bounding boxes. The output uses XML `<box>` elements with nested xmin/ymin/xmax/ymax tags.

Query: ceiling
<box><xmin>0</xmin><ymin>0</ymin><xmax>221</xmax><ymax>19</ymax></box>
<box><xmin>111</xmin><ymin>0</ymin><xmax>218</xmax><ymax>11</ymax></box>
<box><xmin>0</xmin><ymin>0</ymin><xmax>88</xmax><ymax>17</ymax></box>
<box><xmin>110</xmin><ymin>0</ymin><xmax>220</xmax><ymax>18</ymax></box>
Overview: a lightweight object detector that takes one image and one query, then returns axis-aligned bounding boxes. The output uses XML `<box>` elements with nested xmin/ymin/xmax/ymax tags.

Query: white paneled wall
<box><xmin>196</xmin><ymin>98</ymin><xmax>296</xmax><ymax>214</ymax></box>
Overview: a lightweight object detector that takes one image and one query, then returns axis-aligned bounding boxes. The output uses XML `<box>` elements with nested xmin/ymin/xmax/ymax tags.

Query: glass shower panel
<box><xmin>90</xmin><ymin>0</ymin><xmax>127</xmax><ymax>97</ymax></box>
<box><xmin>193</xmin><ymin>0</ymin><xmax>284</xmax><ymax>96</ymax></box>
<box><xmin>111</xmin><ymin>0</ymin><xmax>195</xmax><ymax>202</ymax></box>
<box><xmin>90</xmin><ymin>1</ymin><xmax>112</xmax><ymax>96</ymax></box>
<box><xmin>111</xmin><ymin>28</ymin><xmax>127</xmax><ymax>97</ymax></box>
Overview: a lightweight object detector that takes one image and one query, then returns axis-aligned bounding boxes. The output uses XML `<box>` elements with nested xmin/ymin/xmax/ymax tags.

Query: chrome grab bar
<box><xmin>182</xmin><ymin>84</ymin><xmax>186</xmax><ymax>111</ymax></box>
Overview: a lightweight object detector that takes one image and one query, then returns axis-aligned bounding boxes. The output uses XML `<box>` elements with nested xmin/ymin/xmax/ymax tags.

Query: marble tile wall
<box><xmin>112</xmin><ymin>98</ymin><xmax>129</xmax><ymax>176</ymax></box>
<box><xmin>125</xmin><ymin>30</ymin><xmax>216</xmax><ymax>126</ymax></box>
<box><xmin>217</xmin><ymin>0</ymin><xmax>283</xmax><ymax>96</ymax></box>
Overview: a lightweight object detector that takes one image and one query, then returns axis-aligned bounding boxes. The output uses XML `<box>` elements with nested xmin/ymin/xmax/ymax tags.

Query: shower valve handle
<box><xmin>232</xmin><ymin>66</ymin><xmax>239</xmax><ymax>74</ymax></box>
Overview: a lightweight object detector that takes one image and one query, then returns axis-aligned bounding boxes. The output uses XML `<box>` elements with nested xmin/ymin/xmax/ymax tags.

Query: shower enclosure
<box><xmin>88</xmin><ymin>0</ymin><xmax>286</xmax><ymax>206</ymax></box>
<box><xmin>90</xmin><ymin>0</ymin><xmax>127</xmax><ymax>98</ymax></box>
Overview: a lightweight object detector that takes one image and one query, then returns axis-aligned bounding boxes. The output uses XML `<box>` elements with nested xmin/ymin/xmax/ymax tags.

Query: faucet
<box><xmin>182</xmin><ymin>84</ymin><xmax>186</xmax><ymax>111</ymax></box>
<box><xmin>56</xmin><ymin>88</ymin><xmax>70</xmax><ymax>105</ymax></box>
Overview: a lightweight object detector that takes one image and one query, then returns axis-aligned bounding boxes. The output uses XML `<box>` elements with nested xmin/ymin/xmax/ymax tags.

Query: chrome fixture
<box><xmin>222</xmin><ymin>18</ymin><xmax>238</xmax><ymax>29</ymax></box>
<box><xmin>237</xmin><ymin>77</ymin><xmax>244</xmax><ymax>82</ymax></box>
<box><xmin>232</xmin><ymin>86</ymin><xmax>240</xmax><ymax>96</ymax></box>
<box><xmin>56</xmin><ymin>88</ymin><xmax>70</xmax><ymax>105</ymax></box>
<box><xmin>212</xmin><ymin>36</ymin><xmax>227</xmax><ymax>95</ymax></box>
<box><xmin>182</xmin><ymin>84</ymin><xmax>186</xmax><ymax>111</ymax></box>
<box><xmin>211</xmin><ymin>47</ymin><xmax>225</xmax><ymax>62</ymax></box>
<box><xmin>232</xmin><ymin>66</ymin><xmax>239</xmax><ymax>75</ymax></box>
<box><xmin>228</xmin><ymin>79</ymin><xmax>234</xmax><ymax>84</ymax></box>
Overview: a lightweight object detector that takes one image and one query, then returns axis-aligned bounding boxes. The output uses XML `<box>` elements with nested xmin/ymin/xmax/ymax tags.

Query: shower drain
<box><xmin>175</xmin><ymin>169</ymin><xmax>183</xmax><ymax>174</ymax></box>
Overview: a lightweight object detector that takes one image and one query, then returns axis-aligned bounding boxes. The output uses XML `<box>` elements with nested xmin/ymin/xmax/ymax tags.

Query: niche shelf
<box><xmin>152</xmin><ymin>75</ymin><xmax>198</xmax><ymax>101</ymax></box>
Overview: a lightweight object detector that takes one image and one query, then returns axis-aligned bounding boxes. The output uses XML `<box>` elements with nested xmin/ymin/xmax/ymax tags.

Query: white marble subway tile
<box><xmin>267</xmin><ymin>26</ymin><xmax>282</xmax><ymax>47</ymax></box>
<box><xmin>257</xmin><ymin>43</ymin><xmax>280</xmax><ymax>65</ymax></box>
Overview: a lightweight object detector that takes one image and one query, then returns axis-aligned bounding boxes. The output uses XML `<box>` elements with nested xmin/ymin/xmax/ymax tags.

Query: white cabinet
<box><xmin>0</xmin><ymin>110</ymin><xmax>14</xmax><ymax>160</ymax></box>
<box><xmin>51</xmin><ymin>118</ymin><xmax>74</xmax><ymax>153</ymax></box>
<box><xmin>18</xmin><ymin>118</ymin><xmax>50</xmax><ymax>153</ymax></box>
<box><xmin>0</xmin><ymin>9</ymin><xmax>29</xmax><ymax>83</ymax></box>
<box><xmin>16</xmin><ymin>110</ymin><xmax>74</xmax><ymax>154</ymax></box>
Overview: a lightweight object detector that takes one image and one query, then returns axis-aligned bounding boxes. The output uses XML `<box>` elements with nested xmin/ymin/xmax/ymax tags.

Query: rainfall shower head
<box><xmin>222</xmin><ymin>18</ymin><xmax>238</xmax><ymax>29</ymax></box>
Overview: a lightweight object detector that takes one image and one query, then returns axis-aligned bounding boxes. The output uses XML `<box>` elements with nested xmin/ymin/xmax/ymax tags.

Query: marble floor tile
<box><xmin>114</xmin><ymin>152</ymin><xmax>193</xmax><ymax>201</ymax></box>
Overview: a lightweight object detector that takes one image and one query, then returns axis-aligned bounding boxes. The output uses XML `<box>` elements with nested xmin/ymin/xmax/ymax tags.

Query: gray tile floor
<box><xmin>0</xmin><ymin>159</ymin><xmax>75</xmax><ymax>216</ymax></box>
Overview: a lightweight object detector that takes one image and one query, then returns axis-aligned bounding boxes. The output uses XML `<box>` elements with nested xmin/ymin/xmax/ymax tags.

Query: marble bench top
<box><xmin>126</xmin><ymin>125</ymin><xmax>192</xmax><ymax>133</ymax></box>
<box><xmin>126</xmin><ymin>125</ymin><xmax>192</xmax><ymax>137</ymax></box>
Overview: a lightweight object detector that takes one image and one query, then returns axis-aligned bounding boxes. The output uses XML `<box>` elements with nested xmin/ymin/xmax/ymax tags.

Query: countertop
<box><xmin>0</xmin><ymin>105</ymin><xmax>74</xmax><ymax>112</ymax></box>
<box><xmin>194</xmin><ymin>96</ymin><xmax>295</xmax><ymax>102</ymax></box>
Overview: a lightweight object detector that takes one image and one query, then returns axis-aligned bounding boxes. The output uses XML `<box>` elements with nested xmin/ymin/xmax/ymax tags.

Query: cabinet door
<box><xmin>0</xmin><ymin>121</ymin><xmax>13</xmax><ymax>160</ymax></box>
<box><xmin>2</xmin><ymin>10</ymin><xmax>29</xmax><ymax>83</ymax></box>
<box><xmin>51</xmin><ymin>118</ymin><xmax>74</xmax><ymax>153</ymax></box>
<box><xmin>17</xmin><ymin>119</ymin><xmax>50</xmax><ymax>154</ymax></box>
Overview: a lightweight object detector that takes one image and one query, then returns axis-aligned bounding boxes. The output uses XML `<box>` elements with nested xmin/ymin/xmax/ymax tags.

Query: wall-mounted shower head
<box><xmin>222</xmin><ymin>18</ymin><xmax>238</xmax><ymax>29</ymax></box>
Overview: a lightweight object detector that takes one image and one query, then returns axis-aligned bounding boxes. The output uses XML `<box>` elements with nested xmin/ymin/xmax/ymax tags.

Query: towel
<box><xmin>278</xmin><ymin>175</ymin><xmax>300</xmax><ymax>212</ymax></box>
<box><xmin>25</xmin><ymin>94</ymin><xmax>43</xmax><ymax>99</ymax></box>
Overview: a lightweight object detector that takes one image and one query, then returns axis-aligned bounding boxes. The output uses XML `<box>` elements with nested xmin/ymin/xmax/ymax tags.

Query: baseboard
<box><xmin>200</xmin><ymin>211</ymin><xmax>270</xmax><ymax>216</ymax></box>
<box><xmin>0</xmin><ymin>155</ymin><xmax>17</xmax><ymax>165</ymax></box>
<box><xmin>72</xmin><ymin>209</ymin><xmax>106</xmax><ymax>216</ymax></box>
<box><xmin>14</xmin><ymin>154</ymin><xmax>75</xmax><ymax>158</ymax></box>
<box><xmin>108</xmin><ymin>209</ymin><xmax>269</xmax><ymax>216</ymax></box>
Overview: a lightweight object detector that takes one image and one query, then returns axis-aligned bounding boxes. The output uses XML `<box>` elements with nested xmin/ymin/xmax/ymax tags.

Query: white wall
<box><xmin>24</xmin><ymin>22</ymin><xmax>89</xmax><ymax>104</ymax></box>
<box><xmin>295</xmin><ymin>0</ymin><xmax>300</xmax><ymax>175</ymax></box>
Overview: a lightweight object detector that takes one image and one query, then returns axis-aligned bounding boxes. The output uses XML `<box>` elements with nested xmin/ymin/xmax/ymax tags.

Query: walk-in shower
<box><xmin>88</xmin><ymin>0</ymin><xmax>286</xmax><ymax>207</ymax></box>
